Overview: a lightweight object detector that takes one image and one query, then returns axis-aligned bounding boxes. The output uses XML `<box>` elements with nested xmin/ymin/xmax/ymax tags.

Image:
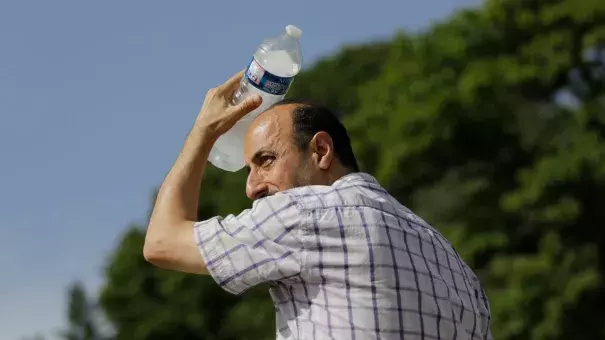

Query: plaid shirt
<box><xmin>194</xmin><ymin>172</ymin><xmax>492</xmax><ymax>340</ymax></box>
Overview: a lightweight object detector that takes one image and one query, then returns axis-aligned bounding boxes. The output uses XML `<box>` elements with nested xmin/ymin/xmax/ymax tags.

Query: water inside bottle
<box><xmin>235</xmin><ymin>50</ymin><xmax>301</xmax><ymax>122</ymax></box>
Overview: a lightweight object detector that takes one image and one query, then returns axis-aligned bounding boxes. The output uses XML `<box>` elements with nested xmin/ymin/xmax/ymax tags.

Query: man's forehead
<box><xmin>244</xmin><ymin>104</ymin><xmax>295</xmax><ymax>147</ymax></box>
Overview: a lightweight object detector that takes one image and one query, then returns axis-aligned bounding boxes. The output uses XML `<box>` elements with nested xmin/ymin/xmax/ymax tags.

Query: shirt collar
<box><xmin>332</xmin><ymin>172</ymin><xmax>380</xmax><ymax>188</ymax></box>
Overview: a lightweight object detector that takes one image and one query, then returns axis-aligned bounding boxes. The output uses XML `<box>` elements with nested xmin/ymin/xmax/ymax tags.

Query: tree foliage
<box><xmin>93</xmin><ymin>0</ymin><xmax>605</xmax><ymax>339</ymax></box>
<box><xmin>61</xmin><ymin>282</ymin><xmax>103</xmax><ymax>340</ymax></box>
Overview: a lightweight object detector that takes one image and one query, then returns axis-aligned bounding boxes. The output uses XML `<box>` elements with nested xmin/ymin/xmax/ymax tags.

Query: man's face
<box><xmin>243</xmin><ymin>104</ymin><xmax>314</xmax><ymax>200</ymax></box>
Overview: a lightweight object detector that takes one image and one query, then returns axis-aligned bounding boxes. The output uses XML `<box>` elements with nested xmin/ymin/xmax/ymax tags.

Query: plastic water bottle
<box><xmin>208</xmin><ymin>25</ymin><xmax>303</xmax><ymax>172</ymax></box>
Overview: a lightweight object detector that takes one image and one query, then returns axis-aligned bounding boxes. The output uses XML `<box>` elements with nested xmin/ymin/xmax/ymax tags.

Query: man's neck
<box><xmin>326</xmin><ymin>166</ymin><xmax>353</xmax><ymax>186</ymax></box>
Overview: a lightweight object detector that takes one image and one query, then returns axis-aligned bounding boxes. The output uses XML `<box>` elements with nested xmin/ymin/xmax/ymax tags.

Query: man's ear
<box><xmin>310</xmin><ymin>131</ymin><xmax>334</xmax><ymax>170</ymax></box>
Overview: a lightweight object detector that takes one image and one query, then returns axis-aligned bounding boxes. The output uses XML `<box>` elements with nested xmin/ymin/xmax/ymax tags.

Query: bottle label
<box><xmin>245</xmin><ymin>58</ymin><xmax>293</xmax><ymax>96</ymax></box>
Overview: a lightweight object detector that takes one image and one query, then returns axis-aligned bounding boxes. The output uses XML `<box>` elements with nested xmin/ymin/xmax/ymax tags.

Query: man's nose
<box><xmin>246</xmin><ymin>173</ymin><xmax>268</xmax><ymax>200</ymax></box>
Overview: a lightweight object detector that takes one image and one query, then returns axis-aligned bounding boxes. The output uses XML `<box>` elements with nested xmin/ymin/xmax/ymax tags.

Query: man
<box><xmin>144</xmin><ymin>70</ymin><xmax>493</xmax><ymax>340</ymax></box>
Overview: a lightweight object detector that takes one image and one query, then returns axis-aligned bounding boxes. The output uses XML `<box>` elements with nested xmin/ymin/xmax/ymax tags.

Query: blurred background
<box><xmin>2</xmin><ymin>0</ymin><xmax>604</xmax><ymax>339</ymax></box>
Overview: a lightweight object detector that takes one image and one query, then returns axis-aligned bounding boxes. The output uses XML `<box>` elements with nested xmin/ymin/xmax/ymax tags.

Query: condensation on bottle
<box><xmin>208</xmin><ymin>25</ymin><xmax>303</xmax><ymax>172</ymax></box>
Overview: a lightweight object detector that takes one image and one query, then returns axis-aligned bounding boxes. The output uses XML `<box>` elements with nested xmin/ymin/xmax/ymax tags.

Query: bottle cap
<box><xmin>285</xmin><ymin>25</ymin><xmax>302</xmax><ymax>39</ymax></box>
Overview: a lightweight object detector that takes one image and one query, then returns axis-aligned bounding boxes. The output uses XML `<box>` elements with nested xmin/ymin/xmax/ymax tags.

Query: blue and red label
<box><xmin>245</xmin><ymin>58</ymin><xmax>293</xmax><ymax>96</ymax></box>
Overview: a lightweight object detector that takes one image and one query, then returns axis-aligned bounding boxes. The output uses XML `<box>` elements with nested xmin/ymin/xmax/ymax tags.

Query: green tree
<box><xmin>61</xmin><ymin>282</ymin><xmax>103</xmax><ymax>340</ymax></box>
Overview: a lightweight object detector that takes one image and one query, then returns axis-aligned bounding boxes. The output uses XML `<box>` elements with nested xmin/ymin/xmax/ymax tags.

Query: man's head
<box><xmin>243</xmin><ymin>99</ymin><xmax>359</xmax><ymax>200</ymax></box>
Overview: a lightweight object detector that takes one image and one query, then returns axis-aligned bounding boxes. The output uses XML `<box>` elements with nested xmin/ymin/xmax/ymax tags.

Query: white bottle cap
<box><xmin>285</xmin><ymin>25</ymin><xmax>302</xmax><ymax>39</ymax></box>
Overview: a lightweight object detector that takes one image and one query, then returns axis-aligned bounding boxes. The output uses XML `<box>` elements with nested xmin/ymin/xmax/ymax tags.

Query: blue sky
<box><xmin>0</xmin><ymin>0</ymin><xmax>480</xmax><ymax>338</ymax></box>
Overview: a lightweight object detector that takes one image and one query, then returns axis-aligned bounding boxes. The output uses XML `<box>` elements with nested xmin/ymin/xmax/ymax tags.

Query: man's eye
<box><xmin>260</xmin><ymin>155</ymin><xmax>275</xmax><ymax>167</ymax></box>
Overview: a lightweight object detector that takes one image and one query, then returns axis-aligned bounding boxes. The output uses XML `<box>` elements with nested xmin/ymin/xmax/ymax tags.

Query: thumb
<box><xmin>231</xmin><ymin>94</ymin><xmax>262</xmax><ymax>119</ymax></box>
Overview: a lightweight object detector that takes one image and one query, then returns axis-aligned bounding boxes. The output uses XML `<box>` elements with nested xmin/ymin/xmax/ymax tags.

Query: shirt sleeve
<box><xmin>193</xmin><ymin>192</ymin><xmax>306</xmax><ymax>295</ymax></box>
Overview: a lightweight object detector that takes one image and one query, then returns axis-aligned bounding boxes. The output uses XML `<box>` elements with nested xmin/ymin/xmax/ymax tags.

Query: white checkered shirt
<box><xmin>194</xmin><ymin>172</ymin><xmax>492</xmax><ymax>340</ymax></box>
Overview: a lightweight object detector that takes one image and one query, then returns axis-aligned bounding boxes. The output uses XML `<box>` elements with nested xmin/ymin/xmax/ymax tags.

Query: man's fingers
<box><xmin>218</xmin><ymin>69</ymin><xmax>245</xmax><ymax>95</ymax></box>
<box><xmin>230</xmin><ymin>94</ymin><xmax>262</xmax><ymax>119</ymax></box>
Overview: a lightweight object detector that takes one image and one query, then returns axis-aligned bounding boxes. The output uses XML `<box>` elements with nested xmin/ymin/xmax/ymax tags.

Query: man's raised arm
<box><xmin>143</xmin><ymin>70</ymin><xmax>261</xmax><ymax>274</ymax></box>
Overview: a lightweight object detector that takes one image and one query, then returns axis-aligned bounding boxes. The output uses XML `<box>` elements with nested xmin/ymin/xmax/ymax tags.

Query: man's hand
<box><xmin>194</xmin><ymin>70</ymin><xmax>262</xmax><ymax>138</ymax></box>
<box><xmin>143</xmin><ymin>70</ymin><xmax>261</xmax><ymax>275</ymax></box>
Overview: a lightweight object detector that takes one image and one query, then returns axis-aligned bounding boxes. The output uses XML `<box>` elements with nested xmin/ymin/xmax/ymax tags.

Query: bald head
<box><xmin>242</xmin><ymin>100</ymin><xmax>358</xmax><ymax>200</ymax></box>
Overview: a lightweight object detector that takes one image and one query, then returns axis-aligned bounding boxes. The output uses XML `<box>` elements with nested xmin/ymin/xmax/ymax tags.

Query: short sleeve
<box><xmin>193</xmin><ymin>192</ymin><xmax>306</xmax><ymax>295</ymax></box>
